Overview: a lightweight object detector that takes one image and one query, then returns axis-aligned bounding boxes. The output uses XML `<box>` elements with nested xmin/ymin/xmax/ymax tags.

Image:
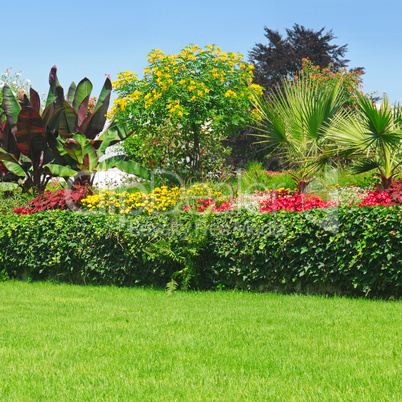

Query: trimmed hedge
<box><xmin>0</xmin><ymin>206</ymin><xmax>401</xmax><ymax>297</ymax></box>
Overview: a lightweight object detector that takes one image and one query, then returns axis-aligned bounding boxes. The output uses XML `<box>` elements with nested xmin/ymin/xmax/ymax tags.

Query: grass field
<box><xmin>0</xmin><ymin>281</ymin><xmax>400</xmax><ymax>400</ymax></box>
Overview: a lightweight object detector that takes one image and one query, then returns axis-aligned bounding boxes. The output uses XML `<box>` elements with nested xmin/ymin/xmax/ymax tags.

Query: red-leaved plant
<box><xmin>14</xmin><ymin>185</ymin><xmax>92</xmax><ymax>214</ymax></box>
<box><xmin>385</xmin><ymin>179</ymin><xmax>402</xmax><ymax>205</ymax></box>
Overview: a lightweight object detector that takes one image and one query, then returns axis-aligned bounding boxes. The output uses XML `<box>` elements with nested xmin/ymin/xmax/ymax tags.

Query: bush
<box><xmin>14</xmin><ymin>186</ymin><xmax>92</xmax><ymax>214</ymax></box>
<box><xmin>0</xmin><ymin>206</ymin><xmax>400</xmax><ymax>297</ymax></box>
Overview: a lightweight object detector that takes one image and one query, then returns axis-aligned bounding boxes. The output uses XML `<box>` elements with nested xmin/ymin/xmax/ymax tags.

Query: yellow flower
<box><xmin>225</xmin><ymin>89</ymin><xmax>237</xmax><ymax>98</ymax></box>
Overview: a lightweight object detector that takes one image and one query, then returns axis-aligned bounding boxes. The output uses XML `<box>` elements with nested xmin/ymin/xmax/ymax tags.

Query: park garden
<box><xmin>0</xmin><ymin>44</ymin><xmax>400</xmax><ymax>297</ymax></box>
<box><xmin>0</xmin><ymin>42</ymin><xmax>401</xmax><ymax>400</ymax></box>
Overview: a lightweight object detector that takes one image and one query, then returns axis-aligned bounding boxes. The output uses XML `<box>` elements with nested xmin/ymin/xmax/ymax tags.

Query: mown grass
<box><xmin>0</xmin><ymin>281</ymin><xmax>400</xmax><ymax>400</ymax></box>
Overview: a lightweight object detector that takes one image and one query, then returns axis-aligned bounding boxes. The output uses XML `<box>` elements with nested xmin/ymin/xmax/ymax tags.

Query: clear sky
<box><xmin>1</xmin><ymin>0</ymin><xmax>400</xmax><ymax>104</ymax></box>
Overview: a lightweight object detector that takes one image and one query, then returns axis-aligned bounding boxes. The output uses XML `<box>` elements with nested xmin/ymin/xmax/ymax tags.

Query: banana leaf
<box><xmin>97</xmin><ymin>156</ymin><xmax>150</xmax><ymax>180</ymax></box>
<box><xmin>43</xmin><ymin>163</ymin><xmax>77</xmax><ymax>178</ymax></box>
<box><xmin>2</xmin><ymin>160</ymin><xmax>26</xmax><ymax>177</ymax></box>
<box><xmin>15</xmin><ymin>107</ymin><xmax>47</xmax><ymax>160</ymax></box>
<box><xmin>29</xmin><ymin>88</ymin><xmax>41</xmax><ymax>114</ymax></box>
<box><xmin>72</xmin><ymin>78</ymin><xmax>92</xmax><ymax>115</ymax></box>
<box><xmin>67</xmin><ymin>82</ymin><xmax>76</xmax><ymax>105</ymax></box>
<box><xmin>2</xmin><ymin>85</ymin><xmax>21</xmax><ymax>134</ymax></box>
<box><xmin>45</xmin><ymin>65</ymin><xmax>59</xmax><ymax>109</ymax></box>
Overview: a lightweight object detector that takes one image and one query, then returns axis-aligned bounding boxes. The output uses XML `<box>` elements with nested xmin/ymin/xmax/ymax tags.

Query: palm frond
<box><xmin>352</xmin><ymin>158</ymin><xmax>380</xmax><ymax>174</ymax></box>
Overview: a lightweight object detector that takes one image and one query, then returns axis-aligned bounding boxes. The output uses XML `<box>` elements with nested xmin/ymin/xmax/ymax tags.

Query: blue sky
<box><xmin>1</xmin><ymin>0</ymin><xmax>400</xmax><ymax>103</ymax></box>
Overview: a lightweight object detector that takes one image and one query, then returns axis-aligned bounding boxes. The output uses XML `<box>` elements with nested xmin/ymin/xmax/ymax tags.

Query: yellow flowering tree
<box><xmin>109</xmin><ymin>44</ymin><xmax>263</xmax><ymax>177</ymax></box>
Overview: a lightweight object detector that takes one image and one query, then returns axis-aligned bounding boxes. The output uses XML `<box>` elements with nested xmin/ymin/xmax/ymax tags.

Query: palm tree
<box><xmin>328</xmin><ymin>93</ymin><xmax>402</xmax><ymax>190</ymax></box>
<box><xmin>250</xmin><ymin>77</ymin><xmax>345</xmax><ymax>193</ymax></box>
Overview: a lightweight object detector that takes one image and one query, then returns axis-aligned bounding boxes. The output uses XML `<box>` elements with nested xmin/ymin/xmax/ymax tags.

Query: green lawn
<box><xmin>0</xmin><ymin>282</ymin><xmax>400</xmax><ymax>400</ymax></box>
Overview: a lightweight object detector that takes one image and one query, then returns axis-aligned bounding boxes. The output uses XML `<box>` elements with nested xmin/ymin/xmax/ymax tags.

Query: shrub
<box><xmin>358</xmin><ymin>191</ymin><xmax>391</xmax><ymax>207</ymax></box>
<box><xmin>258</xmin><ymin>193</ymin><xmax>337</xmax><ymax>212</ymax></box>
<box><xmin>14</xmin><ymin>185</ymin><xmax>91</xmax><ymax>214</ymax></box>
<box><xmin>386</xmin><ymin>179</ymin><xmax>402</xmax><ymax>205</ymax></box>
<box><xmin>0</xmin><ymin>206</ymin><xmax>401</xmax><ymax>297</ymax></box>
<box><xmin>110</xmin><ymin>44</ymin><xmax>262</xmax><ymax>177</ymax></box>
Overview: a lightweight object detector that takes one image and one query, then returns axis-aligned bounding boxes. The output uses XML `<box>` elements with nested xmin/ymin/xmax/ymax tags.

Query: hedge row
<box><xmin>0</xmin><ymin>206</ymin><xmax>401</xmax><ymax>297</ymax></box>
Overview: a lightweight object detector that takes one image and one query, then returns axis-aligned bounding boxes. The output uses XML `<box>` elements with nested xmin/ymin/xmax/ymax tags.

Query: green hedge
<box><xmin>0</xmin><ymin>206</ymin><xmax>401</xmax><ymax>297</ymax></box>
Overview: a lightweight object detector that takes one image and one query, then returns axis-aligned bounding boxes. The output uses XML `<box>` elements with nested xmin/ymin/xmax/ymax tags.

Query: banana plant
<box><xmin>0</xmin><ymin>86</ymin><xmax>49</xmax><ymax>193</ymax></box>
<box><xmin>45</xmin><ymin>121</ymin><xmax>150</xmax><ymax>186</ymax></box>
<box><xmin>0</xmin><ymin>66</ymin><xmax>149</xmax><ymax>193</ymax></box>
<box><xmin>43</xmin><ymin>69</ymin><xmax>149</xmax><ymax>184</ymax></box>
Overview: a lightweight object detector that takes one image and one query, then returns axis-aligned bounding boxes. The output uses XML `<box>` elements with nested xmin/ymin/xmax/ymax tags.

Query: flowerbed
<box><xmin>77</xmin><ymin>183</ymin><xmax>402</xmax><ymax>214</ymax></box>
<box><xmin>12</xmin><ymin>182</ymin><xmax>402</xmax><ymax>216</ymax></box>
<box><xmin>80</xmin><ymin>183</ymin><xmax>226</xmax><ymax>214</ymax></box>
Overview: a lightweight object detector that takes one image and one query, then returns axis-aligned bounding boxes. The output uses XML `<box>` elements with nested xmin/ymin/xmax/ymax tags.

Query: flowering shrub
<box><xmin>258</xmin><ymin>192</ymin><xmax>337</xmax><ymax>212</ymax></box>
<box><xmin>328</xmin><ymin>185</ymin><xmax>371</xmax><ymax>206</ymax></box>
<box><xmin>14</xmin><ymin>186</ymin><xmax>92</xmax><ymax>214</ymax></box>
<box><xmin>292</xmin><ymin>58</ymin><xmax>364</xmax><ymax>109</ymax></box>
<box><xmin>183</xmin><ymin>197</ymin><xmax>235</xmax><ymax>213</ymax></box>
<box><xmin>358</xmin><ymin>191</ymin><xmax>391</xmax><ymax>207</ymax></box>
<box><xmin>109</xmin><ymin>44</ymin><xmax>263</xmax><ymax>176</ymax></box>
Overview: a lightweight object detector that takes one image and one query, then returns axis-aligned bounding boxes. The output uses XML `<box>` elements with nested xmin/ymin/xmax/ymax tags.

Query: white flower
<box><xmin>0</xmin><ymin>81</ymin><xmax>4</xmax><ymax>88</ymax></box>
<box><xmin>2</xmin><ymin>72</ymin><xmax>8</xmax><ymax>77</ymax></box>
<box><xmin>26</xmin><ymin>79</ymin><xmax>31</xmax><ymax>85</ymax></box>
<box><xmin>16</xmin><ymin>73</ymin><xmax>21</xmax><ymax>77</ymax></box>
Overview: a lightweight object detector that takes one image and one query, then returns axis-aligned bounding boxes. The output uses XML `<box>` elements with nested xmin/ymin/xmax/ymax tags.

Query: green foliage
<box><xmin>236</xmin><ymin>162</ymin><xmax>295</xmax><ymax>193</ymax></box>
<box><xmin>0</xmin><ymin>67</ymin><xmax>34</xmax><ymax>120</ymax></box>
<box><xmin>293</xmin><ymin>58</ymin><xmax>364</xmax><ymax>109</ymax></box>
<box><xmin>209</xmin><ymin>207</ymin><xmax>402</xmax><ymax>297</ymax></box>
<box><xmin>327</xmin><ymin>93</ymin><xmax>402</xmax><ymax>189</ymax></box>
<box><xmin>251</xmin><ymin>75</ymin><xmax>345</xmax><ymax>193</ymax></box>
<box><xmin>0</xmin><ymin>66</ymin><xmax>147</xmax><ymax>194</ymax></box>
<box><xmin>110</xmin><ymin>44</ymin><xmax>262</xmax><ymax>177</ymax></box>
<box><xmin>0</xmin><ymin>207</ymin><xmax>400</xmax><ymax>297</ymax></box>
<box><xmin>123</xmin><ymin>119</ymin><xmax>231</xmax><ymax>176</ymax></box>
<box><xmin>0</xmin><ymin>189</ymin><xmax>33</xmax><ymax>214</ymax></box>
<box><xmin>335</xmin><ymin>168</ymin><xmax>378</xmax><ymax>188</ymax></box>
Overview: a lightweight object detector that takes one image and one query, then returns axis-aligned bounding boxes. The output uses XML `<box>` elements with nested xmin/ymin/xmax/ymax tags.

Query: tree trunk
<box><xmin>378</xmin><ymin>174</ymin><xmax>395</xmax><ymax>191</ymax></box>
<box><xmin>192</xmin><ymin>122</ymin><xmax>201</xmax><ymax>172</ymax></box>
